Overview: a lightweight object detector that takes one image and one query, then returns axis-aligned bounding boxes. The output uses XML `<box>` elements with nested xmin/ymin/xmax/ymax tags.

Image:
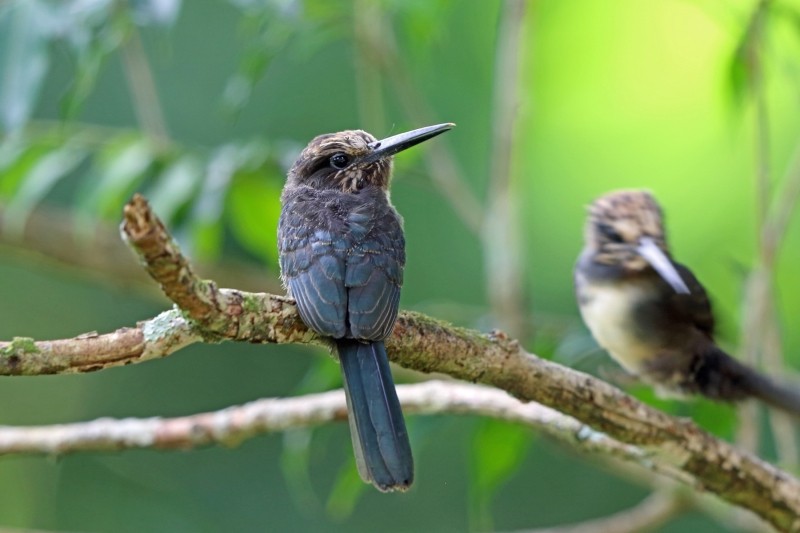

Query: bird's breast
<box><xmin>576</xmin><ymin>273</ymin><xmax>656</xmax><ymax>374</ymax></box>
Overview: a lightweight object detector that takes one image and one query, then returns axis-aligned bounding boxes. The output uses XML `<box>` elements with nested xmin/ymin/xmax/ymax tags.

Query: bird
<box><xmin>575</xmin><ymin>189</ymin><xmax>800</xmax><ymax>415</ymax></box>
<box><xmin>277</xmin><ymin>123</ymin><xmax>454</xmax><ymax>492</ymax></box>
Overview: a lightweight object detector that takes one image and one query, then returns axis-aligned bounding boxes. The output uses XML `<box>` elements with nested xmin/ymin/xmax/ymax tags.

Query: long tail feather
<box><xmin>337</xmin><ymin>339</ymin><xmax>413</xmax><ymax>492</ymax></box>
<box><xmin>694</xmin><ymin>347</ymin><xmax>800</xmax><ymax>416</ymax></box>
<box><xmin>744</xmin><ymin>369</ymin><xmax>800</xmax><ymax>416</ymax></box>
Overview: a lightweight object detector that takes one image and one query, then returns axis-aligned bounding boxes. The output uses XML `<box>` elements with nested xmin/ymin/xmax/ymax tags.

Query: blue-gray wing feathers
<box><xmin>278</xmin><ymin>187</ymin><xmax>404</xmax><ymax>341</ymax></box>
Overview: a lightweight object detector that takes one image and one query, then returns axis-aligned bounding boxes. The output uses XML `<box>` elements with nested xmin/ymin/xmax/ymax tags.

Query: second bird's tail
<box><xmin>337</xmin><ymin>339</ymin><xmax>413</xmax><ymax>492</ymax></box>
<box><xmin>693</xmin><ymin>346</ymin><xmax>800</xmax><ymax>416</ymax></box>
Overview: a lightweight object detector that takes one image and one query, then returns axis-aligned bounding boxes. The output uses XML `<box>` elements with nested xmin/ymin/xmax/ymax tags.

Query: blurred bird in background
<box><xmin>575</xmin><ymin>190</ymin><xmax>800</xmax><ymax>415</ymax></box>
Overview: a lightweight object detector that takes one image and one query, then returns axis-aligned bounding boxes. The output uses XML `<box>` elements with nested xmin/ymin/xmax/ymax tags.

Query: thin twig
<box><xmin>760</xmin><ymin>121</ymin><xmax>800</xmax><ymax>469</ymax></box>
<box><xmin>737</xmin><ymin>0</ymin><xmax>798</xmax><ymax>467</ymax></box>
<box><xmin>365</xmin><ymin>15</ymin><xmax>485</xmax><ymax>234</ymax></box>
<box><xmin>120</xmin><ymin>22</ymin><xmax>170</xmax><ymax>148</ymax></box>
<box><xmin>0</xmin><ymin>381</ymin><xmax>640</xmax><ymax>461</ymax></box>
<box><xmin>516</xmin><ymin>491</ymin><xmax>687</xmax><ymax>533</ymax></box>
<box><xmin>483</xmin><ymin>0</ymin><xmax>528</xmax><ymax>338</ymax></box>
<box><xmin>352</xmin><ymin>0</ymin><xmax>386</xmax><ymax>133</ymax></box>
<box><xmin>0</xmin><ymin>202</ymin><xmax>281</xmax><ymax>295</ymax></box>
<box><xmin>737</xmin><ymin>0</ymin><xmax>768</xmax><ymax>454</ymax></box>
<box><xmin>762</xmin><ymin>142</ymin><xmax>800</xmax><ymax>263</ymax></box>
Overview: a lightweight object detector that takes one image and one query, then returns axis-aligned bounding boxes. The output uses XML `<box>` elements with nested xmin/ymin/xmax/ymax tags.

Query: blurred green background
<box><xmin>1</xmin><ymin>0</ymin><xmax>799</xmax><ymax>531</ymax></box>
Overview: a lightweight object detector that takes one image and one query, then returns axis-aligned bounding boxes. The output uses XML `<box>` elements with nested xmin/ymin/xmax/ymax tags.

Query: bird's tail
<box><xmin>336</xmin><ymin>339</ymin><xmax>413</xmax><ymax>492</ymax></box>
<box><xmin>693</xmin><ymin>346</ymin><xmax>800</xmax><ymax>416</ymax></box>
<box><xmin>743</xmin><ymin>369</ymin><xmax>800</xmax><ymax>417</ymax></box>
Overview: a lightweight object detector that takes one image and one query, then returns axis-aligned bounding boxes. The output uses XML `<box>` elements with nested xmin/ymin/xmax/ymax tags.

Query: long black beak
<box><xmin>637</xmin><ymin>237</ymin><xmax>690</xmax><ymax>294</ymax></box>
<box><xmin>364</xmin><ymin>123</ymin><xmax>455</xmax><ymax>163</ymax></box>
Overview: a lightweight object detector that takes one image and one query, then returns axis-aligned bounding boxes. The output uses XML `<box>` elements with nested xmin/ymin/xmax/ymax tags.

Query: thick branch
<box><xmin>0</xmin><ymin>195</ymin><xmax>798</xmax><ymax>531</ymax></box>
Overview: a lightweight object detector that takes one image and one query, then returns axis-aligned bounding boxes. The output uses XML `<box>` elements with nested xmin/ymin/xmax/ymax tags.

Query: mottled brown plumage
<box><xmin>287</xmin><ymin>130</ymin><xmax>392</xmax><ymax>192</ymax></box>
<box><xmin>585</xmin><ymin>191</ymin><xmax>666</xmax><ymax>269</ymax></box>
<box><xmin>576</xmin><ymin>190</ymin><xmax>800</xmax><ymax>414</ymax></box>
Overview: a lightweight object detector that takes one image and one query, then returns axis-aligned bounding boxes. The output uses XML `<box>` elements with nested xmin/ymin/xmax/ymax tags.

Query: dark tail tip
<box><xmin>744</xmin><ymin>372</ymin><xmax>800</xmax><ymax>417</ymax></box>
<box><xmin>337</xmin><ymin>339</ymin><xmax>414</xmax><ymax>492</ymax></box>
<box><xmin>693</xmin><ymin>347</ymin><xmax>800</xmax><ymax>417</ymax></box>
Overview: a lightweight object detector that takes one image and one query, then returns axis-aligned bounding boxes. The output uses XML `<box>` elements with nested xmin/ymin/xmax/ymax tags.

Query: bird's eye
<box><xmin>599</xmin><ymin>223</ymin><xmax>624</xmax><ymax>243</ymax></box>
<box><xmin>330</xmin><ymin>153</ymin><xmax>350</xmax><ymax>169</ymax></box>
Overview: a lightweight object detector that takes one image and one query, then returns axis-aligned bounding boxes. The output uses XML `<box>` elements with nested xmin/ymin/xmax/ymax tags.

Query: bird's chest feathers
<box><xmin>578</xmin><ymin>278</ymin><xmax>654</xmax><ymax>373</ymax></box>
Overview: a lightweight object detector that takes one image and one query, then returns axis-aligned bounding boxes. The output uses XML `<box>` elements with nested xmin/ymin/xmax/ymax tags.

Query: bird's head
<box><xmin>287</xmin><ymin>123</ymin><xmax>454</xmax><ymax>192</ymax></box>
<box><xmin>585</xmin><ymin>190</ymin><xmax>689</xmax><ymax>293</ymax></box>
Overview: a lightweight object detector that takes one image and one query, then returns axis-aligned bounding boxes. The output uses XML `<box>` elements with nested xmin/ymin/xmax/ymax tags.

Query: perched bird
<box><xmin>278</xmin><ymin>123</ymin><xmax>454</xmax><ymax>492</ymax></box>
<box><xmin>575</xmin><ymin>190</ymin><xmax>800</xmax><ymax>414</ymax></box>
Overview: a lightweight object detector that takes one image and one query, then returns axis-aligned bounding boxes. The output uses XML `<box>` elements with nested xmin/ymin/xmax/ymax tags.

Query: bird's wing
<box><xmin>278</xmin><ymin>195</ymin><xmax>348</xmax><ymax>338</ymax></box>
<box><xmin>671</xmin><ymin>261</ymin><xmax>716</xmax><ymax>338</ymax></box>
<box><xmin>345</xmin><ymin>201</ymin><xmax>405</xmax><ymax>341</ymax></box>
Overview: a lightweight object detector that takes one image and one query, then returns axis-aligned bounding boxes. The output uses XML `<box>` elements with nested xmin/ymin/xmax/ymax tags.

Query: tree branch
<box><xmin>519</xmin><ymin>491</ymin><xmax>687</xmax><ymax>533</ymax></box>
<box><xmin>0</xmin><ymin>381</ymin><xmax>647</xmax><ymax>460</ymax></box>
<box><xmin>0</xmin><ymin>195</ymin><xmax>798</xmax><ymax>531</ymax></box>
<box><xmin>120</xmin><ymin>21</ymin><xmax>171</xmax><ymax>148</ymax></box>
<box><xmin>484</xmin><ymin>0</ymin><xmax>528</xmax><ymax>338</ymax></box>
<box><xmin>0</xmin><ymin>201</ymin><xmax>281</xmax><ymax>295</ymax></box>
<box><xmin>363</xmin><ymin>13</ymin><xmax>485</xmax><ymax>235</ymax></box>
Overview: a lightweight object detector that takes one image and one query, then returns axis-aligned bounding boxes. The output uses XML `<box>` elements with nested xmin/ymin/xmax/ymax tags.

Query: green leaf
<box><xmin>469</xmin><ymin>419</ymin><xmax>531</xmax><ymax>531</ymax></box>
<box><xmin>77</xmin><ymin>134</ymin><xmax>153</xmax><ymax>221</ymax></box>
<box><xmin>223</xmin><ymin>1</ymin><xmax>339</xmax><ymax>113</ymax></box>
<box><xmin>61</xmin><ymin>34</ymin><xmax>111</xmax><ymax>121</ymax></box>
<box><xmin>189</xmin><ymin>140</ymin><xmax>273</xmax><ymax>260</ymax></box>
<box><xmin>4</xmin><ymin>144</ymin><xmax>88</xmax><ymax>236</ymax></box>
<box><xmin>280</xmin><ymin>429</ymin><xmax>323</xmax><ymax>517</ymax></box>
<box><xmin>391</xmin><ymin>0</ymin><xmax>453</xmax><ymax>59</ymax></box>
<box><xmin>279</xmin><ymin>358</ymin><xmax>342</xmax><ymax>515</ymax></box>
<box><xmin>189</xmin><ymin>145</ymin><xmax>240</xmax><ymax>260</ymax></box>
<box><xmin>130</xmin><ymin>0</ymin><xmax>182</xmax><ymax>26</ymax></box>
<box><xmin>226</xmin><ymin>169</ymin><xmax>282</xmax><ymax>264</ymax></box>
<box><xmin>0</xmin><ymin>141</ymin><xmax>51</xmax><ymax>199</ymax></box>
<box><xmin>145</xmin><ymin>155</ymin><xmax>202</xmax><ymax>224</ymax></box>
<box><xmin>0</xmin><ymin>135</ymin><xmax>29</xmax><ymax>188</ymax></box>
<box><xmin>56</xmin><ymin>0</ymin><xmax>120</xmax><ymax>119</ymax></box>
<box><xmin>725</xmin><ymin>0</ymin><xmax>770</xmax><ymax>111</ymax></box>
<box><xmin>294</xmin><ymin>357</ymin><xmax>342</xmax><ymax>395</ymax></box>
<box><xmin>223</xmin><ymin>8</ymin><xmax>295</xmax><ymax>114</ymax></box>
<box><xmin>0</xmin><ymin>0</ymin><xmax>52</xmax><ymax>133</ymax></box>
<box><xmin>325</xmin><ymin>459</ymin><xmax>366</xmax><ymax>521</ymax></box>
<box><xmin>681</xmin><ymin>397</ymin><xmax>738</xmax><ymax>439</ymax></box>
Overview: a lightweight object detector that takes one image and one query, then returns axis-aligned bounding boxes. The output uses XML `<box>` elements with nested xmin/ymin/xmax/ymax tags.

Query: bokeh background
<box><xmin>1</xmin><ymin>0</ymin><xmax>800</xmax><ymax>531</ymax></box>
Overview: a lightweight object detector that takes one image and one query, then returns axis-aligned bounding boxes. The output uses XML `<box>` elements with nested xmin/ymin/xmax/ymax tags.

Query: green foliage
<box><xmin>2</xmin><ymin>0</ymin><xmax>800</xmax><ymax>531</ymax></box>
<box><xmin>144</xmin><ymin>155</ymin><xmax>203</xmax><ymax>223</ymax></box>
<box><xmin>78</xmin><ymin>135</ymin><xmax>154</xmax><ymax>220</ymax></box>
<box><xmin>326</xmin><ymin>460</ymin><xmax>368</xmax><ymax>521</ymax></box>
<box><xmin>0</xmin><ymin>1</ymin><xmax>51</xmax><ymax>133</ymax></box>
<box><xmin>0</xmin><ymin>140</ymin><xmax>53</xmax><ymax>198</ymax></box>
<box><xmin>225</xmin><ymin>142</ymin><xmax>283</xmax><ymax>265</ymax></box>
<box><xmin>224</xmin><ymin>0</ymin><xmax>330</xmax><ymax>114</ymax></box>
<box><xmin>0</xmin><ymin>128</ymin><xmax>289</xmax><ymax>265</ymax></box>
<box><xmin>469</xmin><ymin>419</ymin><xmax>532</xmax><ymax>531</ymax></box>
<box><xmin>4</xmin><ymin>143</ymin><xmax>88</xmax><ymax>236</ymax></box>
<box><xmin>628</xmin><ymin>385</ymin><xmax>739</xmax><ymax>438</ymax></box>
